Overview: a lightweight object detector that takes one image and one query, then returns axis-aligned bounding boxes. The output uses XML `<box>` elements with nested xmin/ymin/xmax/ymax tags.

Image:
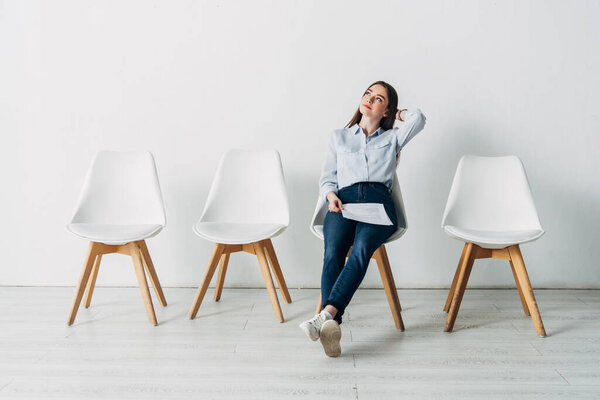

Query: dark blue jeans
<box><xmin>321</xmin><ymin>182</ymin><xmax>404</xmax><ymax>324</ymax></box>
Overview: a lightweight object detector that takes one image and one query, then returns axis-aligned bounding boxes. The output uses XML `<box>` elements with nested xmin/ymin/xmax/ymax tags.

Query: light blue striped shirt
<box><xmin>319</xmin><ymin>108</ymin><xmax>426</xmax><ymax>200</ymax></box>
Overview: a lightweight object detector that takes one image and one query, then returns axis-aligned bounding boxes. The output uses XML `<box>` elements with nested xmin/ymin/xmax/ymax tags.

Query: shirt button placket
<box><xmin>362</xmin><ymin>142</ymin><xmax>368</xmax><ymax>182</ymax></box>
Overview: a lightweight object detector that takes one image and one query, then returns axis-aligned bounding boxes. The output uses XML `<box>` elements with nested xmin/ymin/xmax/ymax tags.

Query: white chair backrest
<box><xmin>309</xmin><ymin>173</ymin><xmax>408</xmax><ymax>243</ymax></box>
<box><xmin>199</xmin><ymin>149</ymin><xmax>289</xmax><ymax>226</ymax></box>
<box><xmin>441</xmin><ymin>155</ymin><xmax>542</xmax><ymax>231</ymax></box>
<box><xmin>70</xmin><ymin>151</ymin><xmax>166</xmax><ymax>226</ymax></box>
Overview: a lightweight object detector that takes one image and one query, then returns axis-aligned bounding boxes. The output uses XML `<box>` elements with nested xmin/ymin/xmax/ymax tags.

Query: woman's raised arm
<box><xmin>394</xmin><ymin>108</ymin><xmax>426</xmax><ymax>152</ymax></box>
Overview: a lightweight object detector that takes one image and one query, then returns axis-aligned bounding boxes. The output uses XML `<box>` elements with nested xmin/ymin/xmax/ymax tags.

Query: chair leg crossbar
<box><xmin>67</xmin><ymin>240</ymin><xmax>167</xmax><ymax>326</ymax></box>
<box><xmin>443</xmin><ymin>242</ymin><xmax>546</xmax><ymax>337</ymax></box>
<box><xmin>316</xmin><ymin>244</ymin><xmax>405</xmax><ymax>331</ymax></box>
<box><xmin>188</xmin><ymin>239</ymin><xmax>292</xmax><ymax>322</ymax></box>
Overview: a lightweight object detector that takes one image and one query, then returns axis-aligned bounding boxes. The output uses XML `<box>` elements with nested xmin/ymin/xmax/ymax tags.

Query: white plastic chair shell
<box><xmin>67</xmin><ymin>151</ymin><xmax>166</xmax><ymax>245</ymax></box>
<box><xmin>193</xmin><ymin>149</ymin><xmax>289</xmax><ymax>244</ymax></box>
<box><xmin>310</xmin><ymin>173</ymin><xmax>408</xmax><ymax>243</ymax></box>
<box><xmin>441</xmin><ymin>155</ymin><xmax>544</xmax><ymax>249</ymax></box>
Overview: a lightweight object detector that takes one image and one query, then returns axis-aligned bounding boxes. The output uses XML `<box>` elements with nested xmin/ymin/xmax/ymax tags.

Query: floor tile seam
<box><xmin>0</xmin><ymin>379</ymin><xmax>14</xmax><ymax>393</ymax></box>
<box><xmin>529</xmin><ymin>342</ymin><xmax>544</xmax><ymax>356</ymax></box>
<box><xmin>555</xmin><ymin>369</ymin><xmax>571</xmax><ymax>384</ymax></box>
<box><xmin>574</xmin><ymin>295</ymin><xmax>592</xmax><ymax>305</ymax></box>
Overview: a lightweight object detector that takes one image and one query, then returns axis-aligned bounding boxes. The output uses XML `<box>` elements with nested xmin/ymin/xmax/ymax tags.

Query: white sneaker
<box><xmin>299</xmin><ymin>311</ymin><xmax>331</xmax><ymax>341</ymax></box>
<box><xmin>320</xmin><ymin>320</ymin><xmax>342</xmax><ymax>357</ymax></box>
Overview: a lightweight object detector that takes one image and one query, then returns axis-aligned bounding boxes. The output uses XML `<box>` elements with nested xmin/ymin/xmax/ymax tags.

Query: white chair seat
<box><xmin>67</xmin><ymin>223</ymin><xmax>163</xmax><ymax>245</ymax></box>
<box><xmin>193</xmin><ymin>222</ymin><xmax>287</xmax><ymax>244</ymax></box>
<box><xmin>443</xmin><ymin>225</ymin><xmax>544</xmax><ymax>249</ymax></box>
<box><xmin>312</xmin><ymin>225</ymin><xmax>325</xmax><ymax>240</ymax></box>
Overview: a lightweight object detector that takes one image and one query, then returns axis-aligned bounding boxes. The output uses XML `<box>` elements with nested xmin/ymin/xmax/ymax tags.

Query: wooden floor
<box><xmin>1</xmin><ymin>287</ymin><xmax>599</xmax><ymax>399</ymax></box>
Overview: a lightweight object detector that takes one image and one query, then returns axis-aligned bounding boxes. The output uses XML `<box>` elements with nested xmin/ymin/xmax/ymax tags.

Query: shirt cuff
<box><xmin>320</xmin><ymin>185</ymin><xmax>338</xmax><ymax>202</ymax></box>
<box><xmin>397</xmin><ymin>108</ymin><xmax>424</xmax><ymax>123</ymax></box>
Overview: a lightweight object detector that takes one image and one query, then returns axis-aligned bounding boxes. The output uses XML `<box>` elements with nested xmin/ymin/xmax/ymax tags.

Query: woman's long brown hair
<box><xmin>345</xmin><ymin>81</ymin><xmax>399</xmax><ymax>131</ymax></box>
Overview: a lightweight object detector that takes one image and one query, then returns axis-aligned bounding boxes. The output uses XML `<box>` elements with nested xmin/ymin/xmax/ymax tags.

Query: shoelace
<box><xmin>312</xmin><ymin>312</ymin><xmax>328</xmax><ymax>330</ymax></box>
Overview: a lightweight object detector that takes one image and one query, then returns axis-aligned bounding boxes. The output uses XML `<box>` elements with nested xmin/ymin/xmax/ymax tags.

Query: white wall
<box><xmin>1</xmin><ymin>0</ymin><xmax>599</xmax><ymax>288</ymax></box>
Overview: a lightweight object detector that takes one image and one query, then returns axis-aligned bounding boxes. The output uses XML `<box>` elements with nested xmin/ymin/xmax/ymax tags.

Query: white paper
<box><xmin>341</xmin><ymin>203</ymin><xmax>393</xmax><ymax>226</ymax></box>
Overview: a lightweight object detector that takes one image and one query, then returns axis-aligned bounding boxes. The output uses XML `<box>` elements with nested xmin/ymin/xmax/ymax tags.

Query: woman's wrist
<box><xmin>397</xmin><ymin>108</ymin><xmax>408</xmax><ymax>121</ymax></box>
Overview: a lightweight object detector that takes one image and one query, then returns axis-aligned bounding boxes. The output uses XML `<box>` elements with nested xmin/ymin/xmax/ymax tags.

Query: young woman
<box><xmin>299</xmin><ymin>81</ymin><xmax>426</xmax><ymax>357</ymax></box>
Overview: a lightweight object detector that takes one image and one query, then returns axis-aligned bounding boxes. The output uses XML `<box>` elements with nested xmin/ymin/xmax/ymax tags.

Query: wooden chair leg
<box><xmin>444</xmin><ymin>242</ymin><xmax>475</xmax><ymax>332</ymax></box>
<box><xmin>262</xmin><ymin>239</ymin><xmax>292</xmax><ymax>304</ymax></box>
<box><xmin>214</xmin><ymin>253</ymin><xmax>230</xmax><ymax>301</ymax></box>
<box><xmin>316</xmin><ymin>294</ymin><xmax>322</xmax><ymax>315</ymax></box>
<box><xmin>254</xmin><ymin>242</ymin><xmax>284</xmax><ymax>323</ymax></box>
<box><xmin>373</xmin><ymin>245</ymin><xmax>405</xmax><ymax>331</ymax></box>
<box><xmin>130</xmin><ymin>243</ymin><xmax>157</xmax><ymax>326</ymax></box>
<box><xmin>189</xmin><ymin>243</ymin><xmax>225</xmax><ymax>319</ymax></box>
<box><xmin>379</xmin><ymin>245</ymin><xmax>403</xmax><ymax>311</ymax></box>
<box><xmin>67</xmin><ymin>242</ymin><xmax>100</xmax><ymax>325</ymax></box>
<box><xmin>83</xmin><ymin>254</ymin><xmax>102</xmax><ymax>308</ymax></box>
<box><xmin>508</xmin><ymin>245</ymin><xmax>546</xmax><ymax>337</ymax></box>
<box><xmin>509</xmin><ymin>259</ymin><xmax>530</xmax><ymax>316</ymax></box>
<box><xmin>444</xmin><ymin>244</ymin><xmax>468</xmax><ymax>312</ymax></box>
<box><xmin>137</xmin><ymin>240</ymin><xmax>167</xmax><ymax>307</ymax></box>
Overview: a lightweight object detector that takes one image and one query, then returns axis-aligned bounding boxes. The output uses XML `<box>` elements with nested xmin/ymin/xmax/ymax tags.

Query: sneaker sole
<box><xmin>320</xmin><ymin>320</ymin><xmax>341</xmax><ymax>357</ymax></box>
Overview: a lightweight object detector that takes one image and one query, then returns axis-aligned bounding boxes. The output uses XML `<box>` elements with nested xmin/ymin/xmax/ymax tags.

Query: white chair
<box><xmin>441</xmin><ymin>155</ymin><xmax>546</xmax><ymax>337</ymax></box>
<box><xmin>188</xmin><ymin>149</ymin><xmax>291</xmax><ymax>322</ymax></box>
<box><xmin>310</xmin><ymin>173</ymin><xmax>407</xmax><ymax>331</ymax></box>
<box><xmin>66</xmin><ymin>151</ymin><xmax>167</xmax><ymax>326</ymax></box>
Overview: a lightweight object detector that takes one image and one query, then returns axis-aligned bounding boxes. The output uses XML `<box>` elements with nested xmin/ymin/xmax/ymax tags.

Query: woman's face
<box><xmin>359</xmin><ymin>84</ymin><xmax>390</xmax><ymax>120</ymax></box>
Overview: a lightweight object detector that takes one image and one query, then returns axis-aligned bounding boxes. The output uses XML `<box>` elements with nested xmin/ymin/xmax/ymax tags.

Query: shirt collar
<box><xmin>350</xmin><ymin>124</ymin><xmax>383</xmax><ymax>137</ymax></box>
